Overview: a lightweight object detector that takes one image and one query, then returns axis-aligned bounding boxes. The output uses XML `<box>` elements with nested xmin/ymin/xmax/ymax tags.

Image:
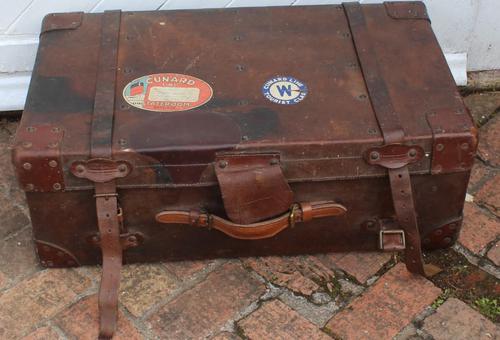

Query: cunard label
<box><xmin>123</xmin><ymin>73</ymin><xmax>213</xmax><ymax>112</ymax></box>
<box><xmin>262</xmin><ymin>76</ymin><xmax>308</xmax><ymax>105</ymax></box>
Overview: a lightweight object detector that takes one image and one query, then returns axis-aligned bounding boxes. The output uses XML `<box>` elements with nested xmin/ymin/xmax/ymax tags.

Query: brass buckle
<box><xmin>289</xmin><ymin>204</ymin><xmax>300</xmax><ymax>228</ymax></box>
<box><xmin>379</xmin><ymin>229</ymin><xmax>406</xmax><ymax>251</ymax></box>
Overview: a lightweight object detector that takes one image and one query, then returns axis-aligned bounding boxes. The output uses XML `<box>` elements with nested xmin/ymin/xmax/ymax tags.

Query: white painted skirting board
<box><xmin>0</xmin><ymin>39</ymin><xmax>467</xmax><ymax>111</ymax></box>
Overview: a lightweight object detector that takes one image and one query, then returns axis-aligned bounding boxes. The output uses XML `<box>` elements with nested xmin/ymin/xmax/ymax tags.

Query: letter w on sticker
<box><xmin>277</xmin><ymin>84</ymin><xmax>292</xmax><ymax>97</ymax></box>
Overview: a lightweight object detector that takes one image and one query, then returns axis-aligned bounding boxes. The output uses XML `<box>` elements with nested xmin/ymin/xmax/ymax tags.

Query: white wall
<box><xmin>0</xmin><ymin>0</ymin><xmax>498</xmax><ymax>111</ymax></box>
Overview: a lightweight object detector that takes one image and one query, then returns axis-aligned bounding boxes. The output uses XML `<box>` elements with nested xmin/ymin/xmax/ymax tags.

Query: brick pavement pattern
<box><xmin>0</xmin><ymin>92</ymin><xmax>499</xmax><ymax>339</ymax></box>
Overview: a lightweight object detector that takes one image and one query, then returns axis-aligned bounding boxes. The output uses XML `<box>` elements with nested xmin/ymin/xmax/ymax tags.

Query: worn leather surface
<box><xmin>214</xmin><ymin>153</ymin><xmax>294</xmax><ymax>224</ymax></box>
<box><xmin>156</xmin><ymin>201</ymin><xmax>347</xmax><ymax>240</ymax></box>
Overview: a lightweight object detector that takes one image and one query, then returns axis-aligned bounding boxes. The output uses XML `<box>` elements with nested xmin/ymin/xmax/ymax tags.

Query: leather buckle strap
<box><xmin>343</xmin><ymin>2</ymin><xmax>426</xmax><ymax>276</ymax></box>
<box><xmin>95</xmin><ymin>182</ymin><xmax>122</xmax><ymax>339</ymax></box>
<box><xmin>89</xmin><ymin>10</ymin><xmax>122</xmax><ymax>339</ymax></box>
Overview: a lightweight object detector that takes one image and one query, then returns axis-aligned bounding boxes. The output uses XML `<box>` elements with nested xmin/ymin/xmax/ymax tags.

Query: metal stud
<box><xmin>219</xmin><ymin>160</ymin><xmax>228</xmax><ymax>169</ymax></box>
<box><xmin>75</xmin><ymin>164</ymin><xmax>85</xmax><ymax>174</ymax></box>
<box><xmin>370</xmin><ymin>151</ymin><xmax>380</xmax><ymax>160</ymax></box>
<box><xmin>53</xmin><ymin>183</ymin><xmax>62</xmax><ymax>191</ymax></box>
<box><xmin>23</xmin><ymin>162</ymin><xmax>32</xmax><ymax>170</ymax></box>
<box><xmin>408</xmin><ymin>149</ymin><xmax>417</xmax><ymax>158</ymax></box>
<box><xmin>48</xmin><ymin>160</ymin><xmax>58</xmax><ymax>168</ymax></box>
<box><xmin>436</xmin><ymin>144</ymin><xmax>444</xmax><ymax>151</ymax></box>
<box><xmin>25</xmin><ymin>183</ymin><xmax>34</xmax><ymax>191</ymax></box>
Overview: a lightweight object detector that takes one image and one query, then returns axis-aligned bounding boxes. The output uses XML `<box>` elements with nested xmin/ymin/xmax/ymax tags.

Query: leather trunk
<box><xmin>13</xmin><ymin>3</ymin><xmax>476</xmax><ymax>270</ymax></box>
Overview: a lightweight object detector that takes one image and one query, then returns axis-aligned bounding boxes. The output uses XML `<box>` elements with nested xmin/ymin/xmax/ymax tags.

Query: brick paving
<box><xmin>0</xmin><ymin>91</ymin><xmax>499</xmax><ymax>339</ymax></box>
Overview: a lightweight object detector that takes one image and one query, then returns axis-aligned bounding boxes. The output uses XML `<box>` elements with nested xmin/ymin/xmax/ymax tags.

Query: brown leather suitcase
<box><xmin>12</xmin><ymin>2</ymin><xmax>477</xmax><ymax>338</ymax></box>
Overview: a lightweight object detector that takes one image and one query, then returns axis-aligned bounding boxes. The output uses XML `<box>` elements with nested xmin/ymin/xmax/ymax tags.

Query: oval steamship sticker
<box><xmin>123</xmin><ymin>73</ymin><xmax>213</xmax><ymax>112</ymax></box>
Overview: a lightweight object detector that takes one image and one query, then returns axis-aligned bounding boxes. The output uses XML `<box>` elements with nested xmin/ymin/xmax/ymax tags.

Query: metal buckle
<box><xmin>379</xmin><ymin>229</ymin><xmax>406</xmax><ymax>251</ymax></box>
<box><xmin>289</xmin><ymin>204</ymin><xmax>300</xmax><ymax>228</ymax></box>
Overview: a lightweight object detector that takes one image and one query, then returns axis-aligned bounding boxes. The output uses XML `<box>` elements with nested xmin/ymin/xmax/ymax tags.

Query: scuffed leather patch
<box><xmin>384</xmin><ymin>1</ymin><xmax>430</xmax><ymax>21</ymax></box>
<box><xmin>41</xmin><ymin>12</ymin><xmax>83</xmax><ymax>33</ymax></box>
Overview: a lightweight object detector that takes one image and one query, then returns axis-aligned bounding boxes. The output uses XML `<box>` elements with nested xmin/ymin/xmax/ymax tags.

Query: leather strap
<box><xmin>156</xmin><ymin>201</ymin><xmax>347</xmax><ymax>240</ymax></box>
<box><xmin>91</xmin><ymin>10</ymin><xmax>122</xmax><ymax>339</ymax></box>
<box><xmin>343</xmin><ymin>2</ymin><xmax>426</xmax><ymax>275</ymax></box>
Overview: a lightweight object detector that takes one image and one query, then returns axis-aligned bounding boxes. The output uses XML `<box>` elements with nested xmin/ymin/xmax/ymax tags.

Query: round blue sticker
<box><xmin>262</xmin><ymin>76</ymin><xmax>308</xmax><ymax>105</ymax></box>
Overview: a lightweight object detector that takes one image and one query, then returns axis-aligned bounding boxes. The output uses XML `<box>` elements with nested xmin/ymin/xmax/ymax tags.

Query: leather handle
<box><xmin>155</xmin><ymin>201</ymin><xmax>347</xmax><ymax>240</ymax></box>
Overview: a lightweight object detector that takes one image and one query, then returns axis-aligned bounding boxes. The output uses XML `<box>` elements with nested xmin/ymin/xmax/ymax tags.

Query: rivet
<box><xmin>443</xmin><ymin>237</ymin><xmax>452</xmax><ymax>244</ymax></box>
<box><xmin>370</xmin><ymin>151</ymin><xmax>380</xmax><ymax>161</ymax></box>
<box><xmin>23</xmin><ymin>162</ymin><xmax>32</xmax><ymax>170</ymax></box>
<box><xmin>235</xmin><ymin>64</ymin><xmax>245</xmax><ymax>71</ymax></box>
<box><xmin>269</xmin><ymin>158</ymin><xmax>279</xmax><ymax>166</ymax></box>
<box><xmin>26</xmin><ymin>126</ymin><xmax>36</xmax><ymax>133</ymax></box>
<box><xmin>47</xmin><ymin>142</ymin><xmax>58</xmax><ymax>149</ymax></box>
<box><xmin>124</xmin><ymin>67</ymin><xmax>133</xmax><ymax>74</ymax></box>
<box><xmin>118</xmin><ymin>138</ymin><xmax>127</xmax><ymax>146</ymax></box>
<box><xmin>241</xmin><ymin>135</ymin><xmax>249</xmax><ymax>141</ymax></box>
<box><xmin>434</xmin><ymin>229</ymin><xmax>443</xmax><ymax>236</ymax></box>
<box><xmin>91</xmin><ymin>235</ymin><xmax>100</xmax><ymax>243</ymax></box>
<box><xmin>408</xmin><ymin>149</ymin><xmax>417</xmax><ymax>158</ymax></box>
<box><xmin>22</xmin><ymin>141</ymin><xmax>32</xmax><ymax>148</ymax></box>
<box><xmin>118</xmin><ymin>164</ymin><xmax>128</xmax><ymax>173</ymax></box>
<box><xmin>219</xmin><ymin>160</ymin><xmax>228</xmax><ymax>168</ymax></box>
<box><xmin>367</xmin><ymin>128</ymin><xmax>377</xmax><ymax>135</ymax></box>
<box><xmin>53</xmin><ymin>183</ymin><xmax>62</xmax><ymax>191</ymax></box>
<box><xmin>461</xmin><ymin>143</ymin><xmax>469</xmax><ymax>150</ymax></box>
<box><xmin>51</xmin><ymin>127</ymin><xmax>61</xmax><ymax>133</ymax></box>
<box><xmin>75</xmin><ymin>164</ymin><xmax>85</xmax><ymax>174</ymax></box>
<box><xmin>365</xmin><ymin>220</ymin><xmax>375</xmax><ymax>229</ymax></box>
<box><xmin>48</xmin><ymin>160</ymin><xmax>58</xmax><ymax>168</ymax></box>
<box><xmin>357</xmin><ymin>94</ymin><xmax>367</xmax><ymax>100</ymax></box>
<box><xmin>436</xmin><ymin>144</ymin><xmax>444</xmax><ymax>151</ymax></box>
<box><xmin>25</xmin><ymin>183</ymin><xmax>34</xmax><ymax>191</ymax></box>
<box><xmin>234</xmin><ymin>35</ymin><xmax>242</xmax><ymax>41</ymax></box>
<box><xmin>128</xmin><ymin>235</ymin><xmax>137</xmax><ymax>244</ymax></box>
